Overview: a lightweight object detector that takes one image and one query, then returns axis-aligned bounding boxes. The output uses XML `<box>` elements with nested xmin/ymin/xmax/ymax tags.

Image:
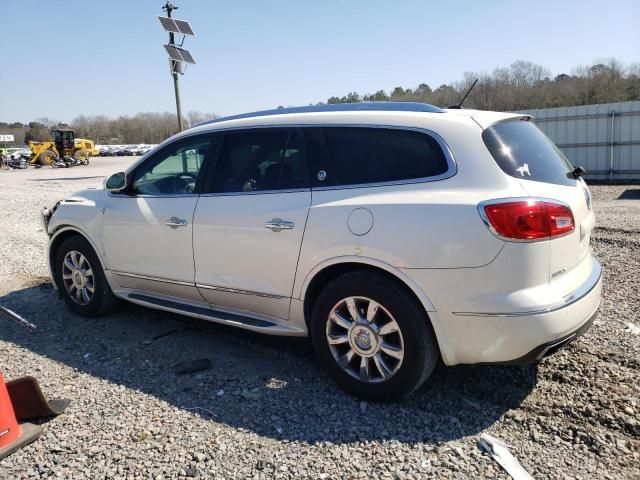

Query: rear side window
<box><xmin>482</xmin><ymin>120</ymin><xmax>576</xmax><ymax>187</ymax></box>
<box><xmin>305</xmin><ymin>127</ymin><xmax>450</xmax><ymax>187</ymax></box>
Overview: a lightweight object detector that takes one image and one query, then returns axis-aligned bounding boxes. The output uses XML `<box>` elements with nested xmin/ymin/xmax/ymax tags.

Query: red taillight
<box><xmin>482</xmin><ymin>200</ymin><xmax>574</xmax><ymax>240</ymax></box>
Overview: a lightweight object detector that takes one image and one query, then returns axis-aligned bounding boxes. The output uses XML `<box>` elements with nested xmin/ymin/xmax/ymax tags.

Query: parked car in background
<box><xmin>41</xmin><ymin>102</ymin><xmax>601</xmax><ymax>400</ymax></box>
<box><xmin>141</xmin><ymin>145</ymin><xmax>157</xmax><ymax>155</ymax></box>
<box><xmin>98</xmin><ymin>146</ymin><xmax>114</xmax><ymax>157</ymax></box>
<box><xmin>7</xmin><ymin>147</ymin><xmax>31</xmax><ymax>160</ymax></box>
<box><xmin>131</xmin><ymin>144</ymin><xmax>146</xmax><ymax>155</ymax></box>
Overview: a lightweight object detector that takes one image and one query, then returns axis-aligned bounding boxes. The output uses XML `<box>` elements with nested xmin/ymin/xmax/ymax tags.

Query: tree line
<box><xmin>325</xmin><ymin>59</ymin><xmax>639</xmax><ymax>111</ymax></box>
<box><xmin>2</xmin><ymin>59</ymin><xmax>638</xmax><ymax>146</ymax></box>
<box><xmin>1</xmin><ymin>111</ymin><xmax>216</xmax><ymax>146</ymax></box>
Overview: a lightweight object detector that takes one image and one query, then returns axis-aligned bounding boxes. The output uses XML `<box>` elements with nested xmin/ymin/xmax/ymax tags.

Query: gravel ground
<box><xmin>0</xmin><ymin>163</ymin><xmax>638</xmax><ymax>479</ymax></box>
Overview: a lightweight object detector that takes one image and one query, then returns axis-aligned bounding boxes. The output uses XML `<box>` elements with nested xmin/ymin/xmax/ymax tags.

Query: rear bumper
<box><xmin>415</xmin><ymin>257</ymin><xmax>602</xmax><ymax>365</ymax></box>
<box><xmin>479</xmin><ymin>304</ymin><xmax>598</xmax><ymax>365</ymax></box>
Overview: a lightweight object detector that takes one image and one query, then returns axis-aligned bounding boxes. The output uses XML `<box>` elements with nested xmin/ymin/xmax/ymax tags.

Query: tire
<box><xmin>39</xmin><ymin>149</ymin><xmax>57</xmax><ymax>165</ymax></box>
<box><xmin>310</xmin><ymin>271</ymin><xmax>439</xmax><ymax>401</ymax></box>
<box><xmin>53</xmin><ymin>235</ymin><xmax>120</xmax><ymax>317</ymax></box>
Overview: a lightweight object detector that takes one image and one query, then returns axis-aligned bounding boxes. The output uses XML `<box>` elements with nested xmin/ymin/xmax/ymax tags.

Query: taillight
<box><xmin>481</xmin><ymin>199</ymin><xmax>574</xmax><ymax>241</ymax></box>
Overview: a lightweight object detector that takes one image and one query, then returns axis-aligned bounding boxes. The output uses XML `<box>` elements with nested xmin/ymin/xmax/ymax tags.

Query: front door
<box><xmin>193</xmin><ymin>128</ymin><xmax>311</xmax><ymax>320</ymax></box>
<box><xmin>102</xmin><ymin>135</ymin><xmax>212</xmax><ymax>301</ymax></box>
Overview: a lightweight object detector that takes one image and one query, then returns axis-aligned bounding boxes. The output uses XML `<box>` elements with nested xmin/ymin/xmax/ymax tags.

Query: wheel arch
<box><xmin>298</xmin><ymin>257</ymin><xmax>452</xmax><ymax>362</ymax></box>
<box><xmin>48</xmin><ymin>226</ymin><xmax>108</xmax><ymax>289</ymax></box>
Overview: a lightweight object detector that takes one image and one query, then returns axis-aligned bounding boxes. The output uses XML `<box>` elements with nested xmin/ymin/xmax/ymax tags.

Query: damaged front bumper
<box><xmin>41</xmin><ymin>201</ymin><xmax>62</xmax><ymax>233</ymax></box>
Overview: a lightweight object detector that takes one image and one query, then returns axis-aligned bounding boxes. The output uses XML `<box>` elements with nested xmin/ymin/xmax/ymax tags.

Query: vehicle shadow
<box><xmin>617</xmin><ymin>189</ymin><xmax>640</xmax><ymax>200</ymax></box>
<box><xmin>0</xmin><ymin>282</ymin><xmax>538</xmax><ymax>444</ymax></box>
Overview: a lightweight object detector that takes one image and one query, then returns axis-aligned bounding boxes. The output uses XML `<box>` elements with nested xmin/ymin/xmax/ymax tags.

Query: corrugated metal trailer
<box><xmin>517</xmin><ymin>101</ymin><xmax>640</xmax><ymax>181</ymax></box>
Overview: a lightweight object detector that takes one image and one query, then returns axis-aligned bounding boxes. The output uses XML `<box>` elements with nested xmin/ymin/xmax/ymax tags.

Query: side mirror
<box><xmin>105</xmin><ymin>171</ymin><xmax>127</xmax><ymax>191</ymax></box>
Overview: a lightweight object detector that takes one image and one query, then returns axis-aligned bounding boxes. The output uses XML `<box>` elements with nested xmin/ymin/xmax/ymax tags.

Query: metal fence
<box><xmin>517</xmin><ymin>100</ymin><xmax>640</xmax><ymax>181</ymax></box>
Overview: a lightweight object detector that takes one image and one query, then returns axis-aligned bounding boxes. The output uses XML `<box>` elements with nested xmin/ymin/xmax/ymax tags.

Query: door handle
<box><xmin>165</xmin><ymin>217</ymin><xmax>188</xmax><ymax>228</ymax></box>
<box><xmin>264</xmin><ymin>219</ymin><xmax>294</xmax><ymax>230</ymax></box>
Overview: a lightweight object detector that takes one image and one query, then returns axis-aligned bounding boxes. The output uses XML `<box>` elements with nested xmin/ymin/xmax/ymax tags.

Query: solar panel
<box><xmin>164</xmin><ymin>45</ymin><xmax>183</xmax><ymax>62</ymax></box>
<box><xmin>158</xmin><ymin>16</ymin><xmax>179</xmax><ymax>33</ymax></box>
<box><xmin>175</xmin><ymin>46</ymin><xmax>195</xmax><ymax>64</ymax></box>
<box><xmin>164</xmin><ymin>45</ymin><xmax>196</xmax><ymax>64</ymax></box>
<box><xmin>174</xmin><ymin>19</ymin><xmax>195</xmax><ymax>36</ymax></box>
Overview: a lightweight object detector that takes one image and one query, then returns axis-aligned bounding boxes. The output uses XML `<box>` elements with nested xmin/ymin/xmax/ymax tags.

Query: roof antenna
<box><xmin>449</xmin><ymin>78</ymin><xmax>478</xmax><ymax>109</ymax></box>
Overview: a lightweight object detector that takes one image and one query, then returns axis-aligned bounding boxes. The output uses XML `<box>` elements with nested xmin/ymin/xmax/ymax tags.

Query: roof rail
<box><xmin>197</xmin><ymin>102</ymin><xmax>444</xmax><ymax>126</ymax></box>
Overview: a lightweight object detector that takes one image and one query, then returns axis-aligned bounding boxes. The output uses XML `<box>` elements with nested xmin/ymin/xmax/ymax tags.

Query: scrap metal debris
<box><xmin>0</xmin><ymin>305</ymin><xmax>37</xmax><ymax>332</ymax></box>
<box><xmin>478</xmin><ymin>433</ymin><xmax>534</xmax><ymax>480</ymax></box>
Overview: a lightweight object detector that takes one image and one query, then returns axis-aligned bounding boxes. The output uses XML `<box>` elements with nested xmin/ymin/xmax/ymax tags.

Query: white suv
<box><xmin>43</xmin><ymin>102</ymin><xmax>602</xmax><ymax>400</ymax></box>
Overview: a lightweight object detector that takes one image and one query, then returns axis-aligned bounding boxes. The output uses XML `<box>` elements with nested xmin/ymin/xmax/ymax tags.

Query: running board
<box><xmin>126</xmin><ymin>293</ymin><xmax>303</xmax><ymax>335</ymax></box>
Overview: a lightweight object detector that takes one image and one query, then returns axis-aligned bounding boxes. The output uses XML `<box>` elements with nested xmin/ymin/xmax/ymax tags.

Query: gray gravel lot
<box><xmin>0</xmin><ymin>162</ymin><xmax>638</xmax><ymax>479</ymax></box>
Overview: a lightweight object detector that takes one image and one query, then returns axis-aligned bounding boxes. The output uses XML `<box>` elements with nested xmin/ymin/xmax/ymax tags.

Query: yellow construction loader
<box><xmin>28</xmin><ymin>129</ymin><xmax>92</xmax><ymax>166</ymax></box>
<box><xmin>74</xmin><ymin>138</ymin><xmax>98</xmax><ymax>157</ymax></box>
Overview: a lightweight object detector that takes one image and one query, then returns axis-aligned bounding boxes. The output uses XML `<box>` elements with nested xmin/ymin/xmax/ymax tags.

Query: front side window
<box><xmin>482</xmin><ymin>120</ymin><xmax>575</xmax><ymax>187</ymax></box>
<box><xmin>129</xmin><ymin>137</ymin><xmax>210</xmax><ymax>195</ymax></box>
<box><xmin>211</xmin><ymin>129</ymin><xmax>308</xmax><ymax>193</ymax></box>
<box><xmin>305</xmin><ymin>127</ymin><xmax>450</xmax><ymax>187</ymax></box>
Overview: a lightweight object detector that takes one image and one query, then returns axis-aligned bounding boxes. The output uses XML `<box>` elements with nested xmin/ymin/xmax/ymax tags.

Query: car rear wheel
<box><xmin>310</xmin><ymin>271</ymin><xmax>439</xmax><ymax>401</ymax></box>
<box><xmin>53</xmin><ymin>235</ymin><xmax>119</xmax><ymax>316</ymax></box>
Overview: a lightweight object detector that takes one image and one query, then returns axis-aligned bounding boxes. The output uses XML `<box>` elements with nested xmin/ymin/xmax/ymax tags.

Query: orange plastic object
<box><xmin>0</xmin><ymin>371</ymin><xmax>20</xmax><ymax>448</ymax></box>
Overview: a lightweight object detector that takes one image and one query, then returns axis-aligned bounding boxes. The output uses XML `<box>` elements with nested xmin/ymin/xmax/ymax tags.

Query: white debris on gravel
<box><xmin>0</xmin><ymin>165</ymin><xmax>639</xmax><ymax>479</ymax></box>
<box><xmin>478</xmin><ymin>433</ymin><xmax>533</xmax><ymax>480</ymax></box>
<box><xmin>625</xmin><ymin>323</ymin><xmax>640</xmax><ymax>335</ymax></box>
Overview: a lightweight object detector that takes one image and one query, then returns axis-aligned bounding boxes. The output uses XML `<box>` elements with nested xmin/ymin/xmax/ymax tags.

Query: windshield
<box><xmin>482</xmin><ymin>120</ymin><xmax>576</xmax><ymax>187</ymax></box>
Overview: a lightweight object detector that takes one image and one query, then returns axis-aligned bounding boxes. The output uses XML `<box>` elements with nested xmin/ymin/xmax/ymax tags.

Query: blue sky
<box><xmin>1</xmin><ymin>0</ymin><xmax>638</xmax><ymax>123</ymax></box>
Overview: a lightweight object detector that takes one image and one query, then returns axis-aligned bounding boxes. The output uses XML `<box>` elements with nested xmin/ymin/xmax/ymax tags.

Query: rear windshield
<box><xmin>482</xmin><ymin>120</ymin><xmax>576</xmax><ymax>187</ymax></box>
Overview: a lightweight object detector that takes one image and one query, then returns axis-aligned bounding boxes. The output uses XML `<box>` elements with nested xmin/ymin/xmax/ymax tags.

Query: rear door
<box><xmin>482</xmin><ymin>119</ymin><xmax>595</xmax><ymax>289</ymax></box>
<box><xmin>192</xmin><ymin>127</ymin><xmax>311</xmax><ymax>320</ymax></box>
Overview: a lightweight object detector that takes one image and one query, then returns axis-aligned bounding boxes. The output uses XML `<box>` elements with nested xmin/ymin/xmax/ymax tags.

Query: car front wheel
<box><xmin>311</xmin><ymin>271</ymin><xmax>439</xmax><ymax>401</ymax></box>
<box><xmin>53</xmin><ymin>235</ymin><xmax>119</xmax><ymax>316</ymax></box>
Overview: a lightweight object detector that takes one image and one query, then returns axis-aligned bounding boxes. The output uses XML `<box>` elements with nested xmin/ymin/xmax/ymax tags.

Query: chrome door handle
<box><xmin>264</xmin><ymin>219</ymin><xmax>294</xmax><ymax>230</ymax></box>
<box><xmin>165</xmin><ymin>217</ymin><xmax>188</xmax><ymax>228</ymax></box>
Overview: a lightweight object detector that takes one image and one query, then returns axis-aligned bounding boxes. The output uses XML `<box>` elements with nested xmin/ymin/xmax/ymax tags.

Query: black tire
<box><xmin>310</xmin><ymin>271</ymin><xmax>439</xmax><ymax>401</ymax></box>
<box><xmin>53</xmin><ymin>235</ymin><xmax>120</xmax><ymax>317</ymax></box>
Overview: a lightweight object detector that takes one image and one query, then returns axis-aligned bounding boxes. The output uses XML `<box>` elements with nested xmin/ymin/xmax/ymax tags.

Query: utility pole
<box><xmin>159</xmin><ymin>2</ymin><xmax>195</xmax><ymax>133</ymax></box>
<box><xmin>163</xmin><ymin>1</ymin><xmax>183</xmax><ymax>131</ymax></box>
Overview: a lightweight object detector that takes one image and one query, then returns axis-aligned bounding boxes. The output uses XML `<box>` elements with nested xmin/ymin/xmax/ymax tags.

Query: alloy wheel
<box><xmin>325</xmin><ymin>296</ymin><xmax>405</xmax><ymax>383</ymax></box>
<box><xmin>61</xmin><ymin>250</ymin><xmax>95</xmax><ymax>305</ymax></box>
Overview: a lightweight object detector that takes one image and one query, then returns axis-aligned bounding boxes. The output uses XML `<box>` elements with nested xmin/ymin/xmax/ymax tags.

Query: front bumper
<box><xmin>41</xmin><ymin>201</ymin><xmax>61</xmax><ymax>233</ymax></box>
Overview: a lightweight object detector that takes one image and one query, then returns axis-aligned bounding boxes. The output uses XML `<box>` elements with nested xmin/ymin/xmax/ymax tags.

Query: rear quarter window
<box><xmin>482</xmin><ymin>120</ymin><xmax>576</xmax><ymax>187</ymax></box>
<box><xmin>306</xmin><ymin>127</ymin><xmax>450</xmax><ymax>187</ymax></box>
